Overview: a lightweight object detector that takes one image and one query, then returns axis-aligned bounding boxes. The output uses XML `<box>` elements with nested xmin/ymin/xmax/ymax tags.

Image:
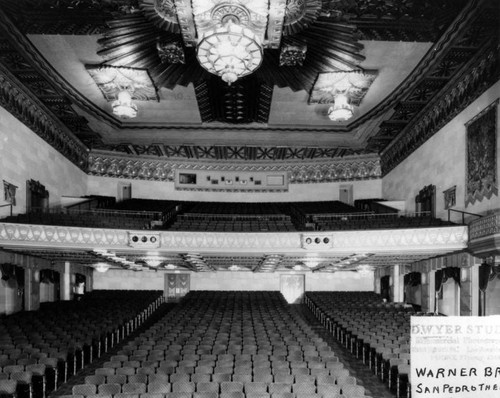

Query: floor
<box><xmin>50</xmin><ymin>303</ymin><xmax>396</xmax><ymax>398</ymax></box>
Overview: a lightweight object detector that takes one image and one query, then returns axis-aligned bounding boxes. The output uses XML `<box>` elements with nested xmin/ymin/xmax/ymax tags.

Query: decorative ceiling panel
<box><xmin>309</xmin><ymin>70</ymin><xmax>378</xmax><ymax>106</ymax></box>
<box><xmin>86</xmin><ymin>65</ymin><xmax>159</xmax><ymax>102</ymax></box>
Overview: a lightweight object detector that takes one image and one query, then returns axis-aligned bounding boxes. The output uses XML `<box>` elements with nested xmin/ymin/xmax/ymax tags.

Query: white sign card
<box><xmin>411</xmin><ymin>316</ymin><xmax>500</xmax><ymax>397</ymax></box>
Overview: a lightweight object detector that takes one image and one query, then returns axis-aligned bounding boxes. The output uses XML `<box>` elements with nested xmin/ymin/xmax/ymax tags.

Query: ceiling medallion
<box><xmin>157</xmin><ymin>40</ymin><xmax>185</xmax><ymax>64</ymax></box>
<box><xmin>279</xmin><ymin>37</ymin><xmax>307</xmax><ymax>66</ymax></box>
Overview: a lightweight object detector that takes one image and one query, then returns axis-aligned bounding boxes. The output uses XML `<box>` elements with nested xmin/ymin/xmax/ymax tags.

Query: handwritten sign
<box><xmin>411</xmin><ymin>316</ymin><xmax>500</xmax><ymax>397</ymax></box>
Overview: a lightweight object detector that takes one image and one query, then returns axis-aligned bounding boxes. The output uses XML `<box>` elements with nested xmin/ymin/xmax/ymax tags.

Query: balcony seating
<box><xmin>2</xmin><ymin>198</ymin><xmax>453</xmax><ymax>233</ymax></box>
<box><xmin>0</xmin><ymin>291</ymin><xmax>164</xmax><ymax>398</ymax></box>
<box><xmin>305</xmin><ymin>291</ymin><xmax>413</xmax><ymax>398</ymax></box>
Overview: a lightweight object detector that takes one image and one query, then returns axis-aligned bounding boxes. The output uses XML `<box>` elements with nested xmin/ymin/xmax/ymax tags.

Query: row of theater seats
<box><xmin>304</xmin><ymin>292</ymin><xmax>413</xmax><ymax>398</ymax></box>
<box><xmin>312</xmin><ymin>215</ymin><xmax>451</xmax><ymax>231</ymax></box>
<box><xmin>0</xmin><ymin>291</ymin><xmax>164</xmax><ymax>398</ymax></box>
<box><xmin>169</xmin><ymin>219</ymin><xmax>296</xmax><ymax>232</ymax></box>
<box><xmin>69</xmin><ymin>291</ymin><xmax>371</xmax><ymax>398</ymax></box>
<box><xmin>5</xmin><ymin>213</ymin><xmax>158</xmax><ymax>231</ymax></box>
<box><xmin>2</xmin><ymin>199</ymin><xmax>450</xmax><ymax>233</ymax></box>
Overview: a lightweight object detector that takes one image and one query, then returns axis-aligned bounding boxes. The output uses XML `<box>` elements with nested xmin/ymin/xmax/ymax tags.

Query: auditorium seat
<box><xmin>305</xmin><ymin>291</ymin><xmax>414</xmax><ymax>396</ymax></box>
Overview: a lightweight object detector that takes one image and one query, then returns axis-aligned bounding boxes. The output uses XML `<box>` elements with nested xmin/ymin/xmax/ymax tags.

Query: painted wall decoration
<box><xmin>465</xmin><ymin>100</ymin><xmax>498</xmax><ymax>207</ymax></box>
<box><xmin>3</xmin><ymin>181</ymin><xmax>17</xmax><ymax>206</ymax></box>
<box><xmin>443</xmin><ymin>185</ymin><xmax>456</xmax><ymax>210</ymax></box>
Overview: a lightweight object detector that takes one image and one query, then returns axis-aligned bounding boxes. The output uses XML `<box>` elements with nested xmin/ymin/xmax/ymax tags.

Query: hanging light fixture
<box><xmin>93</xmin><ymin>263</ymin><xmax>111</xmax><ymax>273</ymax></box>
<box><xmin>328</xmin><ymin>92</ymin><xmax>354</xmax><ymax>121</ymax></box>
<box><xmin>112</xmin><ymin>89</ymin><xmax>138</xmax><ymax>119</ymax></box>
<box><xmin>197</xmin><ymin>18</ymin><xmax>263</xmax><ymax>85</ymax></box>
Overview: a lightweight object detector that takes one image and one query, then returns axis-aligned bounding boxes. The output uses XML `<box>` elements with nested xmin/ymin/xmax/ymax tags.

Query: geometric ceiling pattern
<box><xmin>0</xmin><ymin>0</ymin><xmax>497</xmax><ymax>175</ymax></box>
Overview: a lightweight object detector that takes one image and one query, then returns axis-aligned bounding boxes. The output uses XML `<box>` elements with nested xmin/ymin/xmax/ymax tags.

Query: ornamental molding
<box><xmin>0</xmin><ymin>223</ymin><xmax>129</xmax><ymax>248</ymax></box>
<box><xmin>332</xmin><ymin>227</ymin><xmax>468</xmax><ymax>253</ymax></box>
<box><xmin>0</xmin><ymin>223</ymin><xmax>469</xmax><ymax>255</ymax></box>
<box><xmin>381</xmin><ymin>41</ymin><xmax>499</xmax><ymax>174</ymax></box>
<box><xmin>87</xmin><ymin>152</ymin><xmax>381</xmax><ymax>183</ymax></box>
<box><xmin>469</xmin><ymin>212</ymin><xmax>500</xmax><ymax>241</ymax></box>
<box><xmin>0</xmin><ymin>64</ymin><xmax>89</xmax><ymax>168</ymax></box>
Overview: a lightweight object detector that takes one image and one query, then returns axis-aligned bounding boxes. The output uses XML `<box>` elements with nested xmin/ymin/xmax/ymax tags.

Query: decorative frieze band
<box><xmin>0</xmin><ymin>223</ymin><xmax>468</xmax><ymax>255</ymax></box>
<box><xmin>87</xmin><ymin>152</ymin><xmax>381</xmax><ymax>184</ymax></box>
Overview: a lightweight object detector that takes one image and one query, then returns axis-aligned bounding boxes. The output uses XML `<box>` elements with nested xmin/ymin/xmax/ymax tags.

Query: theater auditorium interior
<box><xmin>0</xmin><ymin>0</ymin><xmax>499</xmax><ymax>397</ymax></box>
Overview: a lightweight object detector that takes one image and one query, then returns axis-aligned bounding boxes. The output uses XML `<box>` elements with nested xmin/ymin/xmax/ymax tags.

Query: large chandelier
<box><xmin>197</xmin><ymin>19</ymin><xmax>263</xmax><ymax>85</ymax></box>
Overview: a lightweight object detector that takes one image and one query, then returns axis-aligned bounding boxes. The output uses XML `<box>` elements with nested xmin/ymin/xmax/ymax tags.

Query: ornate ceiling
<box><xmin>0</xmin><ymin>0</ymin><xmax>498</xmax><ymax>173</ymax></box>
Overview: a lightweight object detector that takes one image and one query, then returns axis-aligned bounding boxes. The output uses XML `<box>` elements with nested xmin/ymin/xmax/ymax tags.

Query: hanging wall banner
<box><xmin>411</xmin><ymin>316</ymin><xmax>500</xmax><ymax>397</ymax></box>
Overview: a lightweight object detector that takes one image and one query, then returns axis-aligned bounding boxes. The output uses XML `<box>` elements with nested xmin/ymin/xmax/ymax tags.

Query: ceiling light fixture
<box><xmin>146</xmin><ymin>258</ymin><xmax>163</xmax><ymax>267</ymax></box>
<box><xmin>112</xmin><ymin>89</ymin><xmax>138</xmax><ymax>119</ymax></box>
<box><xmin>93</xmin><ymin>263</ymin><xmax>111</xmax><ymax>273</ymax></box>
<box><xmin>328</xmin><ymin>93</ymin><xmax>354</xmax><ymax>122</ymax></box>
<box><xmin>197</xmin><ymin>18</ymin><xmax>263</xmax><ymax>85</ymax></box>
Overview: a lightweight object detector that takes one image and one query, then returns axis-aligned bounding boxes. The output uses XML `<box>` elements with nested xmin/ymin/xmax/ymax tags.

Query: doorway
<box><xmin>118</xmin><ymin>183</ymin><xmax>132</xmax><ymax>202</ymax></box>
<box><xmin>280</xmin><ymin>274</ymin><xmax>305</xmax><ymax>304</ymax></box>
<box><xmin>339</xmin><ymin>185</ymin><xmax>353</xmax><ymax>205</ymax></box>
<box><xmin>164</xmin><ymin>273</ymin><xmax>190</xmax><ymax>302</ymax></box>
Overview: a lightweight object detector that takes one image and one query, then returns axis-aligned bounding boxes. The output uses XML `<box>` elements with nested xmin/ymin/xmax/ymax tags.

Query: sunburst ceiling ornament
<box><xmin>140</xmin><ymin>0</ymin><xmax>180</xmax><ymax>33</ymax></box>
<box><xmin>97</xmin><ymin>1</ymin><xmax>366</xmax><ymax>93</ymax></box>
<box><xmin>283</xmin><ymin>0</ymin><xmax>321</xmax><ymax>36</ymax></box>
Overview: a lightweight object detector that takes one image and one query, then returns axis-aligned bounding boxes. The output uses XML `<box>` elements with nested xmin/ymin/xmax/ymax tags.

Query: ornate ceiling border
<box><xmin>381</xmin><ymin>41</ymin><xmax>499</xmax><ymax>174</ymax></box>
<box><xmin>0</xmin><ymin>63</ymin><xmax>89</xmax><ymax>168</ymax></box>
<box><xmin>0</xmin><ymin>222</ymin><xmax>469</xmax><ymax>256</ymax></box>
<box><xmin>87</xmin><ymin>152</ymin><xmax>381</xmax><ymax>183</ymax></box>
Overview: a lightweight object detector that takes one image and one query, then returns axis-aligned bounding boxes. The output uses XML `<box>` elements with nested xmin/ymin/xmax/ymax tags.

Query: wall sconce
<box><xmin>460</xmin><ymin>267</ymin><xmax>468</xmax><ymax>282</ymax></box>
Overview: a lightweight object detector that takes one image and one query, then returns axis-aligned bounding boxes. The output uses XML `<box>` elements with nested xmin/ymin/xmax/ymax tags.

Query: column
<box><xmin>428</xmin><ymin>271</ymin><xmax>436</xmax><ymax>313</ymax></box>
<box><xmin>470</xmin><ymin>263</ymin><xmax>479</xmax><ymax>316</ymax></box>
<box><xmin>374</xmin><ymin>273</ymin><xmax>381</xmax><ymax>294</ymax></box>
<box><xmin>61</xmin><ymin>261</ymin><xmax>72</xmax><ymax>301</ymax></box>
<box><xmin>24</xmin><ymin>267</ymin><xmax>40</xmax><ymax>311</ymax></box>
<box><xmin>86</xmin><ymin>269</ymin><xmax>94</xmax><ymax>293</ymax></box>
<box><xmin>392</xmin><ymin>264</ymin><xmax>404</xmax><ymax>302</ymax></box>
